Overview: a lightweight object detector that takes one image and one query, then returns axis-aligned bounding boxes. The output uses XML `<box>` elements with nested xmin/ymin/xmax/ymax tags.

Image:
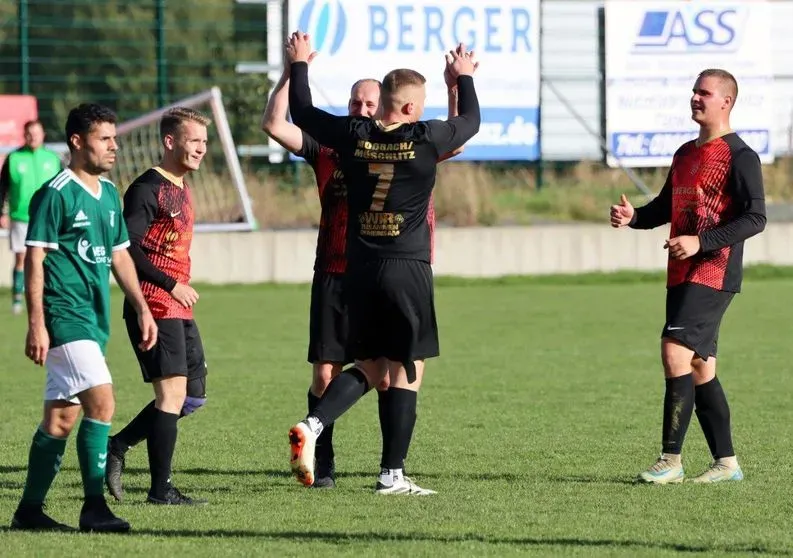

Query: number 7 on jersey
<box><xmin>368</xmin><ymin>163</ymin><xmax>395</xmax><ymax>212</ymax></box>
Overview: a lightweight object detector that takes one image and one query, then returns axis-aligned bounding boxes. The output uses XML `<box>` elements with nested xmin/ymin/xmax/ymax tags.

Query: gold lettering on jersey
<box><xmin>358</xmin><ymin>211</ymin><xmax>404</xmax><ymax>237</ymax></box>
<box><xmin>163</xmin><ymin>230</ymin><xmax>181</xmax><ymax>258</ymax></box>
<box><xmin>354</xmin><ymin>139</ymin><xmax>416</xmax><ymax>161</ymax></box>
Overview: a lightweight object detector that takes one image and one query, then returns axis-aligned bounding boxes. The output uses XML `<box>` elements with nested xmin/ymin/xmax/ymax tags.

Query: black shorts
<box><xmin>662</xmin><ymin>283</ymin><xmax>735</xmax><ymax>360</ymax></box>
<box><xmin>307</xmin><ymin>271</ymin><xmax>350</xmax><ymax>364</ymax></box>
<box><xmin>125</xmin><ymin>315</ymin><xmax>208</xmax><ymax>383</ymax></box>
<box><xmin>347</xmin><ymin>258</ymin><xmax>439</xmax><ymax>366</ymax></box>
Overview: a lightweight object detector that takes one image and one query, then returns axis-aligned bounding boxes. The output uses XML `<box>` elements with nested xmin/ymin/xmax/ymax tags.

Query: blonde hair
<box><xmin>159</xmin><ymin>107</ymin><xmax>212</xmax><ymax>139</ymax></box>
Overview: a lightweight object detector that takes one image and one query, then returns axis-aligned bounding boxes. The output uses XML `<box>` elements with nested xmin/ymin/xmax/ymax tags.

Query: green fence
<box><xmin>0</xmin><ymin>0</ymin><xmax>271</xmax><ymax>145</ymax></box>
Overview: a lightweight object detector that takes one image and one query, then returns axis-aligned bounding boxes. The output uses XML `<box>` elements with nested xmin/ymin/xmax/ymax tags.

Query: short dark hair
<box><xmin>698</xmin><ymin>68</ymin><xmax>738</xmax><ymax>101</ymax></box>
<box><xmin>23</xmin><ymin>120</ymin><xmax>43</xmax><ymax>132</ymax></box>
<box><xmin>65</xmin><ymin>103</ymin><xmax>117</xmax><ymax>152</ymax></box>
<box><xmin>159</xmin><ymin>107</ymin><xmax>211</xmax><ymax>140</ymax></box>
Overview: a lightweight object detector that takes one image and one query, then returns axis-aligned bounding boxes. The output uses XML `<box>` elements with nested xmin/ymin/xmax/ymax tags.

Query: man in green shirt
<box><xmin>0</xmin><ymin>120</ymin><xmax>62</xmax><ymax>315</ymax></box>
<box><xmin>10</xmin><ymin>104</ymin><xmax>158</xmax><ymax>534</ymax></box>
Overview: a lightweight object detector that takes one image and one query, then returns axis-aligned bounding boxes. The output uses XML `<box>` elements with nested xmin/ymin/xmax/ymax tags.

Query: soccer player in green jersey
<box><xmin>10</xmin><ymin>104</ymin><xmax>158</xmax><ymax>533</ymax></box>
<box><xmin>0</xmin><ymin>120</ymin><xmax>62</xmax><ymax>315</ymax></box>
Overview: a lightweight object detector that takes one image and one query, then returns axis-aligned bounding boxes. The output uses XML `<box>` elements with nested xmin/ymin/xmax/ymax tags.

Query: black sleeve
<box><xmin>288</xmin><ymin>61</ymin><xmax>352</xmax><ymax>150</ymax></box>
<box><xmin>629</xmin><ymin>171</ymin><xmax>673</xmax><ymax>230</ymax></box>
<box><xmin>699</xmin><ymin>149</ymin><xmax>767</xmax><ymax>252</ymax></box>
<box><xmin>0</xmin><ymin>156</ymin><xmax>10</xmax><ymax>211</ymax></box>
<box><xmin>122</xmin><ymin>181</ymin><xmax>178</xmax><ymax>292</ymax></box>
<box><xmin>295</xmin><ymin>131</ymin><xmax>322</xmax><ymax>167</ymax></box>
<box><xmin>426</xmin><ymin>75</ymin><xmax>481</xmax><ymax>156</ymax></box>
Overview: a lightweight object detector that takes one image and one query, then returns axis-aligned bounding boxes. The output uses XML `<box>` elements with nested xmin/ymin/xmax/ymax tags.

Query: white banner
<box><xmin>605</xmin><ymin>0</ymin><xmax>774</xmax><ymax>167</ymax></box>
<box><xmin>287</xmin><ymin>0</ymin><xmax>541</xmax><ymax>160</ymax></box>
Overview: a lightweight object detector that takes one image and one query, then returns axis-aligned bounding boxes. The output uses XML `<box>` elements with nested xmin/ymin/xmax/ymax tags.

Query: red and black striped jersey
<box><xmin>299</xmin><ymin>135</ymin><xmax>348</xmax><ymax>274</ymax></box>
<box><xmin>630</xmin><ymin>133</ymin><xmax>766</xmax><ymax>292</ymax></box>
<box><xmin>122</xmin><ymin>167</ymin><xmax>194</xmax><ymax>319</ymax></box>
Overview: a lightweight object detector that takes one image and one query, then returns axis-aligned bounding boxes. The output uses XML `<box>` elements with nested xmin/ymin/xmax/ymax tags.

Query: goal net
<box><xmin>108</xmin><ymin>87</ymin><xmax>256</xmax><ymax>232</ymax></box>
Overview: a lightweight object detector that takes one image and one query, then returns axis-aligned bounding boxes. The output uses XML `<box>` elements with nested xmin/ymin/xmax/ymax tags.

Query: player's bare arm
<box><xmin>261</xmin><ymin>49</ymin><xmax>317</xmax><ymax>154</ymax></box>
<box><xmin>286</xmin><ymin>31</ymin><xmax>351</xmax><ymax>149</ymax></box>
<box><xmin>23</xmin><ymin>246</ymin><xmax>49</xmax><ymax>366</ymax></box>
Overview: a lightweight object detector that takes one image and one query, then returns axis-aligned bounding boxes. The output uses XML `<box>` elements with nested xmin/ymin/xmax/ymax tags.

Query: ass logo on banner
<box><xmin>298</xmin><ymin>0</ymin><xmax>347</xmax><ymax>55</ymax></box>
<box><xmin>632</xmin><ymin>6</ymin><xmax>748</xmax><ymax>53</ymax></box>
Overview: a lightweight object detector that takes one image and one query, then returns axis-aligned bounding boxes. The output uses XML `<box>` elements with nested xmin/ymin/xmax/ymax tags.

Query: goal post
<box><xmin>108</xmin><ymin>87</ymin><xmax>257</xmax><ymax>232</ymax></box>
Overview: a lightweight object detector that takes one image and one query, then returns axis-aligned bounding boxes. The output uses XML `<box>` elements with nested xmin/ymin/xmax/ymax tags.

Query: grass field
<box><xmin>1</xmin><ymin>271</ymin><xmax>792</xmax><ymax>557</ymax></box>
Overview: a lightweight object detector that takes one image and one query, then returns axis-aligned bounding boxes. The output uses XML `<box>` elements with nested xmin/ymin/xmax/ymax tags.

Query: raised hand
<box><xmin>444</xmin><ymin>43</ymin><xmax>477</xmax><ymax>79</ymax></box>
<box><xmin>285</xmin><ymin>30</ymin><xmax>316</xmax><ymax>64</ymax></box>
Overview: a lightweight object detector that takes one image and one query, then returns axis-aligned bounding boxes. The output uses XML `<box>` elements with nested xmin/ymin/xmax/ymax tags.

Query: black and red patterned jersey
<box><xmin>299</xmin><ymin>134</ymin><xmax>348</xmax><ymax>274</ymax></box>
<box><xmin>630</xmin><ymin>132</ymin><xmax>766</xmax><ymax>292</ymax></box>
<box><xmin>122</xmin><ymin>167</ymin><xmax>194</xmax><ymax>319</ymax></box>
<box><xmin>299</xmin><ymin>134</ymin><xmax>439</xmax><ymax>273</ymax></box>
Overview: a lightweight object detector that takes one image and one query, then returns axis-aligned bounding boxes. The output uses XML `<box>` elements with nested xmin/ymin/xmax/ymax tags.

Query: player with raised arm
<box><xmin>610</xmin><ymin>69</ymin><xmax>766</xmax><ymax>484</ymax></box>
<box><xmin>105</xmin><ymin>107</ymin><xmax>210</xmax><ymax>505</ymax></box>
<box><xmin>10</xmin><ymin>103</ymin><xmax>157</xmax><ymax>533</ymax></box>
<box><xmin>284</xmin><ymin>30</ymin><xmax>480</xmax><ymax>494</ymax></box>
<box><xmin>262</xmin><ymin>47</ymin><xmax>468</xmax><ymax>489</ymax></box>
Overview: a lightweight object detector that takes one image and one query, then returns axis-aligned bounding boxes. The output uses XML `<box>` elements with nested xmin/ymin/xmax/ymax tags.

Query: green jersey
<box><xmin>0</xmin><ymin>146</ymin><xmax>62</xmax><ymax>222</ymax></box>
<box><xmin>26</xmin><ymin>169</ymin><xmax>130</xmax><ymax>353</ymax></box>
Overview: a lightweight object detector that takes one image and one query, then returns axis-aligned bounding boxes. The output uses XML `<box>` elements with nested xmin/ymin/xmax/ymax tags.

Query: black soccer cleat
<box><xmin>146</xmin><ymin>485</ymin><xmax>208</xmax><ymax>506</ymax></box>
<box><xmin>79</xmin><ymin>497</ymin><xmax>131</xmax><ymax>533</ymax></box>
<box><xmin>312</xmin><ymin>458</ymin><xmax>336</xmax><ymax>489</ymax></box>
<box><xmin>105</xmin><ymin>442</ymin><xmax>126</xmax><ymax>502</ymax></box>
<box><xmin>10</xmin><ymin>503</ymin><xmax>75</xmax><ymax>532</ymax></box>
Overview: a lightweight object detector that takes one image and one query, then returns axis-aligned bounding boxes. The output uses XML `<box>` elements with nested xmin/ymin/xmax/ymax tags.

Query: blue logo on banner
<box><xmin>633</xmin><ymin>7</ymin><xmax>744</xmax><ymax>53</ymax></box>
<box><xmin>298</xmin><ymin>0</ymin><xmax>347</xmax><ymax>54</ymax></box>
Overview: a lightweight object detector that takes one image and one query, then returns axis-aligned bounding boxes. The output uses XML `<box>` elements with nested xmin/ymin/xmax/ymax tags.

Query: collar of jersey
<box><xmin>375</xmin><ymin>120</ymin><xmax>406</xmax><ymax>133</ymax></box>
<box><xmin>153</xmin><ymin>166</ymin><xmax>185</xmax><ymax>188</ymax></box>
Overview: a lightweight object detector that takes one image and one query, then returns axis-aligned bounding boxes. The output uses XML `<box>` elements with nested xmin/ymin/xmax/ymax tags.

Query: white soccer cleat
<box><xmin>288</xmin><ymin>421</ymin><xmax>317</xmax><ymax>487</ymax></box>
<box><xmin>375</xmin><ymin>472</ymin><xmax>436</xmax><ymax>496</ymax></box>
<box><xmin>689</xmin><ymin>459</ymin><xmax>744</xmax><ymax>484</ymax></box>
<box><xmin>637</xmin><ymin>454</ymin><xmax>685</xmax><ymax>485</ymax></box>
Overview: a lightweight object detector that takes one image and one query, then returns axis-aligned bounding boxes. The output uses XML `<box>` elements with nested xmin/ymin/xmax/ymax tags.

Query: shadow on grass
<box><xmin>0</xmin><ymin>526</ymin><xmax>787</xmax><ymax>555</ymax></box>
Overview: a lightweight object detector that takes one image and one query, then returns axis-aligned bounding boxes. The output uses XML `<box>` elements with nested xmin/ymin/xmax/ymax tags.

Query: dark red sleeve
<box><xmin>123</xmin><ymin>179</ymin><xmax>178</xmax><ymax>292</ymax></box>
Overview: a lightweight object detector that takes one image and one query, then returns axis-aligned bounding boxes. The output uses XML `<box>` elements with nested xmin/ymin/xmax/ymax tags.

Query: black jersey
<box><xmin>289</xmin><ymin>62</ymin><xmax>480</xmax><ymax>265</ymax></box>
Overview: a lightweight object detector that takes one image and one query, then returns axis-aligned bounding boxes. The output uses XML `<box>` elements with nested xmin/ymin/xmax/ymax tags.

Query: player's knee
<box><xmin>312</xmin><ymin>363</ymin><xmax>336</xmax><ymax>393</ymax></box>
<box><xmin>181</xmin><ymin>376</ymin><xmax>207</xmax><ymax>416</ymax></box>
<box><xmin>82</xmin><ymin>398</ymin><xmax>115</xmax><ymax>423</ymax></box>
<box><xmin>181</xmin><ymin>395</ymin><xmax>207</xmax><ymax>416</ymax></box>
<box><xmin>661</xmin><ymin>338</ymin><xmax>695</xmax><ymax>378</ymax></box>
<box><xmin>42</xmin><ymin>416</ymin><xmax>76</xmax><ymax>438</ymax></box>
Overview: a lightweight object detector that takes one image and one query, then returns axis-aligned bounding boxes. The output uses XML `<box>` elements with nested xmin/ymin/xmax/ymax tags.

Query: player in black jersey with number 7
<box><xmin>285</xmin><ymin>30</ymin><xmax>480</xmax><ymax>495</ymax></box>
